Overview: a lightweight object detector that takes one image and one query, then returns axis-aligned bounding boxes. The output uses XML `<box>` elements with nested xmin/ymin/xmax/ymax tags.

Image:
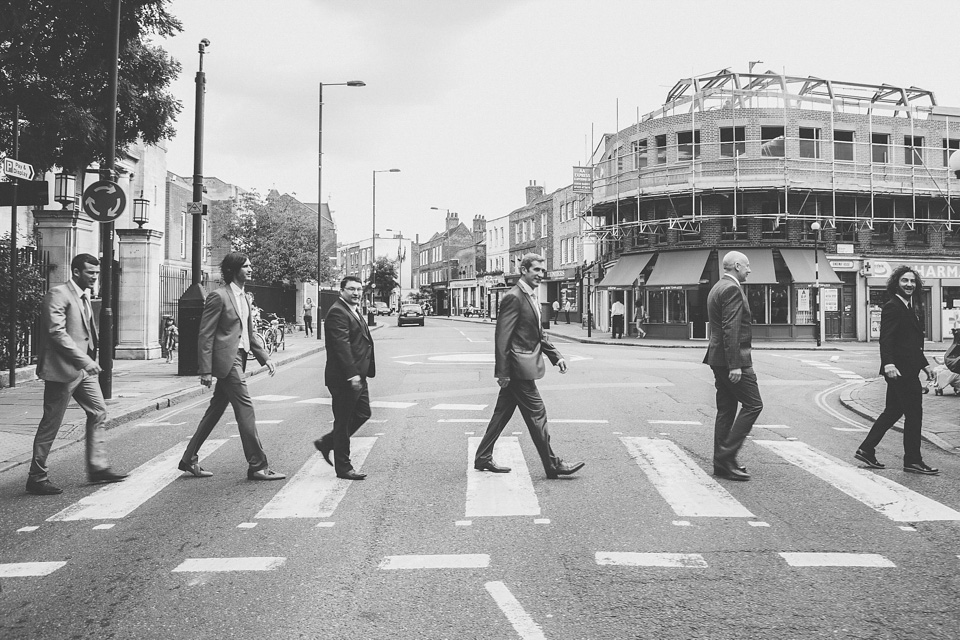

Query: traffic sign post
<box><xmin>3</xmin><ymin>157</ymin><xmax>35</xmax><ymax>181</ymax></box>
<box><xmin>82</xmin><ymin>180</ymin><xmax>126</xmax><ymax>222</ymax></box>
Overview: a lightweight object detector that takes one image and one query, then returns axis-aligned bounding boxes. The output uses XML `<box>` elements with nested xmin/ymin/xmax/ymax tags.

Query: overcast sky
<box><xmin>159</xmin><ymin>0</ymin><xmax>960</xmax><ymax>246</ymax></box>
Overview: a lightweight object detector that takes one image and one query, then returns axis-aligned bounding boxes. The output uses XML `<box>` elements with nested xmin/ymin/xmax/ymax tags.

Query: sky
<box><xmin>158</xmin><ymin>0</ymin><xmax>960</xmax><ymax>247</ymax></box>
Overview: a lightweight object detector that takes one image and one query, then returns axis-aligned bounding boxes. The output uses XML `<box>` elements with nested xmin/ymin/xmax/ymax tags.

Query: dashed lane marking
<box><xmin>432</xmin><ymin>403</ymin><xmax>487</xmax><ymax>411</ymax></box>
<box><xmin>779</xmin><ymin>553</ymin><xmax>895</xmax><ymax>567</ymax></box>
<box><xmin>0</xmin><ymin>562</ymin><xmax>68</xmax><ymax>577</ymax></box>
<box><xmin>172</xmin><ymin>557</ymin><xmax>286</xmax><ymax>572</ymax></box>
<box><xmin>596</xmin><ymin>552</ymin><xmax>708</xmax><ymax>568</ymax></box>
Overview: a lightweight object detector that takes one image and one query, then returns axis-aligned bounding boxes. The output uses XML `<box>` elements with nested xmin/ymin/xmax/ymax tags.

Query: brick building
<box><xmin>413</xmin><ymin>210</ymin><xmax>485</xmax><ymax>315</ymax></box>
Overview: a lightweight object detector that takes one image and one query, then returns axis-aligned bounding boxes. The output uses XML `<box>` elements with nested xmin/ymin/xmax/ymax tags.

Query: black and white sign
<box><xmin>3</xmin><ymin>157</ymin><xmax>35</xmax><ymax>181</ymax></box>
<box><xmin>82</xmin><ymin>180</ymin><xmax>127</xmax><ymax>222</ymax></box>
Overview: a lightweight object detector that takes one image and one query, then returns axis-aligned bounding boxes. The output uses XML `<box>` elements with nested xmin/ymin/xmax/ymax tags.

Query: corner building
<box><xmin>590</xmin><ymin>69</ymin><xmax>960</xmax><ymax>342</ymax></box>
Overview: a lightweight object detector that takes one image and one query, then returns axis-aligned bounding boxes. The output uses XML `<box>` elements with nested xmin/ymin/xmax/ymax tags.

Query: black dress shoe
<box><xmin>88</xmin><ymin>469</ymin><xmax>128</xmax><ymax>484</ymax></box>
<box><xmin>904</xmin><ymin>462</ymin><xmax>939</xmax><ymax>475</ymax></box>
<box><xmin>337</xmin><ymin>470</ymin><xmax>367</xmax><ymax>480</ymax></box>
<box><xmin>855</xmin><ymin>449</ymin><xmax>885</xmax><ymax>469</ymax></box>
<box><xmin>474</xmin><ymin>460</ymin><xmax>511</xmax><ymax>473</ymax></box>
<box><xmin>26</xmin><ymin>479</ymin><xmax>63</xmax><ymax>495</ymax></box>
<box><xmin>546</xmin><ymin>461</ymin><xmax>585</xmax><ymax>479</ymax></box>
<box><xmin>178</xmin><ymin>461</ymin><xmax>213</xmax><ymax>477</ymax></box>
<box><xmin>713</xmin><ymin>465</ymin><xmax>750</xmax><ymax>481</ymax></box>
<box><xmin>314</xmin><ymin>439</ymin><xmax>333</xmax><ymax>466</ymax></box>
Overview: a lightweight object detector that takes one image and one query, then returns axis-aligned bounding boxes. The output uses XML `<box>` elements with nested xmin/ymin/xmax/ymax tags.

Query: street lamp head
<box><xmin>347</xmin><ymin>80</ymin><xmax>366</xmax><ymax>87</ymax></box>
<box><xmin>810</xmin><ymin>221</ymin><xmax>821</xmax><ymax>232</ymax></box>
<box><xmin>388</xmin><ymin>168</ymin><xmax>400</xmax><ymax>173</ymax></box>
<box><xmin>199</xmin><ymin>38</ymin><xmax>210</xmax><ymax>51</ymax></box>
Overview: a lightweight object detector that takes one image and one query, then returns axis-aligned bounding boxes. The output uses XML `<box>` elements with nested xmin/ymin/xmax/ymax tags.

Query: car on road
<box><xmin>373</xmin><ymin>301</ymin><xmax>393</xmax><ymax>316</ymax></box>
<box><xmin>397</xmin><ymin>303</ymin><xmax>425</xmax><ymax>327</ymax></box>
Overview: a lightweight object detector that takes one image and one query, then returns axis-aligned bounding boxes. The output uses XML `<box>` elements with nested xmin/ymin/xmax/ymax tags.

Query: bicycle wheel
<box><xmin>264</xmin><ymin>329</ymin><xmax>278</xmax><ymax>354</ymax></box>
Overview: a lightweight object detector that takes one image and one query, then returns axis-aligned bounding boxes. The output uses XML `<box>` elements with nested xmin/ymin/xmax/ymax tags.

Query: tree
<box><xmin>225</xmin><ymin>190</ymin><xmax>321</xmax><ymax>286</ymax></box>
<box><xmin>0</xmin><ymin>1</ymin><xmax>183</xmax><ymax>174</ymax></box>
<box><xmin>0</xmin><ymin>235</ymin><xmax>49</xmax><ymax>369</ymax></box>
<box><xmin>369</xmin><ymin>256</ymin><xmax>398</xmax><ymax>303</ymax></box>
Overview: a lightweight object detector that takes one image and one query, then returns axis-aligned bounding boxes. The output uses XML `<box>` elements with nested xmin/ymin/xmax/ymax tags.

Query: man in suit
<box><xmin>855</xmin><ymin>265</ymin><xmax>938</xmax><ymax>475</ymax></box>
<box><xmin>27</xmin><ymin>254</ymin><xmax>127</xmax><ymax>495</ymax></box>
<box><xmin>314</xmin><ymin>275</ymin><xmax>376</xmax><ymax>480</ymax></box>
<box><xmin>178</xmin><ymin>253</ymin><xmax>285</xmax><ymax>481</ymax></box>
<box><xmin>474</xmin><ymin>253</ymin><xmax>584</xmax><ymax>479</ymax></box>
<box><xmin>703</xmin><ymin>250</ymin><xmax>762</xmax><ymax>481</ymax></box>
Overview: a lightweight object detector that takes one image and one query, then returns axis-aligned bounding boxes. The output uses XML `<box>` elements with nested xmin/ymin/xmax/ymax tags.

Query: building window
<box><xmin>719</xmin><ymin>196</ymin><xmax>747</xmax><ymax>241</ymax></box>
<box><xmin>746</xmin><ymin>286</ymin><xmax>767</xmax><ymax>324</ymax></box>
<box><xmin>943</xmin><ymin>138</ymin><xmax>960</xmax><ymax>166</ymax></box>
<box><xmin>654</xmin><ymin>134</ymin><xmax>667</xmax><ymax>165</ymax></box>
<box><xmin>633</xmin><ymin>139</ymin><xmax>648</xmax><ymax>170</ymax></box>
<box><xmin>541</xmin><ymin>213</ymin><xmax>547</xmax><ymax>238</ymax></box>
<box><xmin>834</xmin><ymin>130</ymin><xmax>855</xmax><ymax>162</ymax></box>
<box><xmin>648</xmin><ymin>290</ymin><xmax>664</xmax><ymax>323</ymax></box>
<box><xmin>904</xmin><ymin>135</ymin><xmax>923</xmax><ymax>166</ymax></box>
<box><xmin>667</xmin><ymin>290</ymin><xmax>686</xmax><ymax>324</ymax></box>
<box><xmin>799</xmin><ymin>127</ymin><xmax>821</xmax><ymax>159</ymax></box>
<box><xmin>872</xmin><ymin>133</ymin><xmax>889</xmax><ymax>164</ymax></box>
<box><xmin>720</xmin><ymin>126</ymin><xmax>745</xmax><ymax>158</ymax></box>
<box><xmin>677</xmin><ymin>130</ymin><xmax>701</xmax><ymax>162</ymax></box>
<box><xmin>760</xmin><ymin>126</ymin><xmax>785</xmax><ymax>157</ymax></box>
<box><xmin>616</xmin><ymin>145</ymin><xmax>627</xmax><ymax>172</ymax></box>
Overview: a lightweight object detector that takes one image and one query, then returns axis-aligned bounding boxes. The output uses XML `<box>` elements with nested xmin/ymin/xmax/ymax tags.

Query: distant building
<box><xmin>412</xmin><ymin>210</ymin><xmax>485</xmax><ymax>315</ymax></box>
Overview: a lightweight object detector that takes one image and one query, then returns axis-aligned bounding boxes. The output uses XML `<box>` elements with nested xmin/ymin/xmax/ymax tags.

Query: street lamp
<box><xmin>811</xmin><ymin>221</ymin><xmax>822</xmax><ymax>347</ymax></box>
<box><xmin>371</xmin><ymin>168</ymin><xmax>400</xmax><ymax>314</ymax></box>
<box><xmin>54</xmin><ymin>172</ymin><xmax>77</xmax><ymax>210</ymax></box>
<box><xmin>132</xmin><ymin>193</ymin><xmax>150</xmax><ymax>228</ymax></box>
<box><xmin>317</xmin><ymin>80</ymin><xmax>365</xmax><ymax>340</ymax></box>
<box><xmin>386</xmin><ymin>228</ymin><xmax>404</xmax><ymax>309</ymax></box>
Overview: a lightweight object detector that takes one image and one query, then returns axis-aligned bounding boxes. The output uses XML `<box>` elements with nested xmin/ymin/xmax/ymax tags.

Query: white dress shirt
<box><xmin>230</xmin><ymin>282</ymin><xmax>250</xmax><ymax>352</ymax></box>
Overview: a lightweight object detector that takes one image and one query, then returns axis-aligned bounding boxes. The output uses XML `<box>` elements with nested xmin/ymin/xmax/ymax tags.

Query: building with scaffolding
<box><xmin>589</xmin><ymin>68</ymin><xmax>960</xmax><ymax>342</ymax></box>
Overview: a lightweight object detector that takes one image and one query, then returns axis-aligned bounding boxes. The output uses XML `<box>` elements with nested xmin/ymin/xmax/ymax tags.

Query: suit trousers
<box><xmin>711</xmin><ymin>366</ymin><xmax>763</xmax><ymax>467</ymax></box>
<box><xmin>475</xmin><ymin>379</ymin><xmax>561</xmax><ymax>473</ymax></box>
<box><xmin>319</xmin><ymin>378</ymin><xmax>371</xmax><ymax>475</ymax></box>
<box><xmin>181</xmin><ymin>350</ymin><xmax>268</xmax><ymax>471</ymax></box>
<box><xmin>612</xmin><ymin>315</ymin><xmax>624</xmax><ymax>338</ymax></box>
<box><xmin>29</xmin><ymin>371</ymin><xmax>109</xmax><ymax>481</ymax></box>
<box><xmin>859</xmin><ymin>373</ymin><xmax>923</xmax><ymax>464</ymax></box>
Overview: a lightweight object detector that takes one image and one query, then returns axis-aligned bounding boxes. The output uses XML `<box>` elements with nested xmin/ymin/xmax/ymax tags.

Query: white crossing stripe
<box><xmin>549</xmin><ymin>419</ymin><xmax>609</xmax><ymax>424</ymax></box>
<box><xmin>0</xmin><ymin>561</ymin><xmax>67</xmax><ymax>577</ymax></box>
<box><xmin>47</xmin><ymin>440</ymin><xmax>228</xmax><ymax>522</ymax></box>
<box><xmin>297</xmin><ymin>398</ymin><xmax>331</xmax><ymax>404</ymax></box>
<box><xmin>779</xmin><ymin>553</ymin><xmax>895</xmax><ymax>567</ymax></box>
<box><xmin>255</xmin><ymin>437</ymin><xmax>377</xmax><ymax>518</ymax></box>
<box><xmin>648</xmin><ymin>420</ymin><xmax>702</xmax><ymax>425</ymax></box>
<box><xmin>755</xmin><ymin>440</ymin><xmax>960</xmax><ymax>522</ymax></box>
<box><xmin>596</xmin><ymin>552</ymin><xmax>708</xmax><ymax>568</ymax></box>
<box><xmin>295</xmin><ymin>398</ymin><xmax>416</xmax><ymax>409</ymax></box>
<box><xmin>252</xmin><ymin>395</ymin><xmax>298</xmax><ymax>402</ymax></box>
<box><xmin>172</xmin><ymin>557</ymin><xmax>286</xmax><ymax>572</ymax></box>
<box><xmin>620</xmin><ymin>437</ymin><xmax>755</xmax><ymax>518</ymax></box>
<box><xmin>755</xmin><ymin>424</ymin><xmax>790</xmax><ymax>429</ymax></box>
<box><xmin>485</xmin><ymin>581</ymin><xmax>547</xmax><ymax>640</ymax></box>
<box><xmin>229</xmin><ymin>420</ymin><xmax>283</xmax><ymax>425</ymax></box>
<box><xmin>379</xmin><ymin>554</ymin><xmax>490</xmax><ymax>570</ymax></box>
<box><xmin>466</xmin><ymin>437</ymin><xmax>540</xmax><ymax>517</ymax></box>
<box><xmin>432</xmin><ymin>403</ymin><xmax>487</xmax><ymax>411</ymax></box>
<box><xmin>439</xmin><ymin>419</ymin><xmax>489</xmax><ymax>423</ymax></box>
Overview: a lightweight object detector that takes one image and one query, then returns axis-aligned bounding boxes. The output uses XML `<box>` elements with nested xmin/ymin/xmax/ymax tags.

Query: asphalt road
<box><xmin>2</xmin><ymin>319</ymin><xmax>959</xmax><ymax>639</ymax></box>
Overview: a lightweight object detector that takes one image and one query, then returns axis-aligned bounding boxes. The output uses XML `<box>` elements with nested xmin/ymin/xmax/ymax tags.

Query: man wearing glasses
<box><xmin>474</xmin><ymin>253</ymin><xmax>584</xmax><ymax>479</ymax></box>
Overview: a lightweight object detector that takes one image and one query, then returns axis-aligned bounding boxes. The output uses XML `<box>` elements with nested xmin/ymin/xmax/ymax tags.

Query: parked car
<box><xmin>373</xmin><ymin>301</ymin><xmax>393</xmax><ymax>316</ymax></box>
<box><xmin>397</xmin><ymin>303</ymin><xmax>425</xmax><ymax>327</ymax></box>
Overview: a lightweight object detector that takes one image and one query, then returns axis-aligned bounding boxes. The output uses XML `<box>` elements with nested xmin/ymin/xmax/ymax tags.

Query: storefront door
<box><xmin>825</xmin><ymin>272</ymin><xmax>857</xmax><ymax>339</ymax></box>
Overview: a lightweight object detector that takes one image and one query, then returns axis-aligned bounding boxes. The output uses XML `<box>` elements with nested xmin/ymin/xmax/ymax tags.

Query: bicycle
<box><xmin>257</xmin><ymin>314</ymin><xmax>285</xmax><ymax>354</ymax></box>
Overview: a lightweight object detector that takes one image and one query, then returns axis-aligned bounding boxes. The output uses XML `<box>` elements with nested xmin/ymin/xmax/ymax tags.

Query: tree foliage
<box><xmin>226</xmin><ymin>190</ymin><xmax>322</xmax><ymax>286</ymax></box>
<box><xmin>0</xmin><ymin>235</ymin><xmax>49</xmax><ymax>369</ymax></box>
<box><xmin>368</xmin><ymin>256</ymin><xmax>399</xmax><ymax>302</ymax></box>
<box><xmin>0</xmin><ymin>0</ymin><xmax>183</xmax><ymax>173</ymax></box>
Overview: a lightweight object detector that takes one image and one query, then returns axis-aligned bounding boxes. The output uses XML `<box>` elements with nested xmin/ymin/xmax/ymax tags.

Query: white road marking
<box><xmin>252</xmin><ymin>395</ymin><xmax>298</xmax><ymax>402</ymax></box>
<box><xmin>0</xmin><ymin>561</ymin><xmax>67</xmax><ymax>577</ymax></box>
<box><xmin>17</xmin><ymin>526</ymin><xmax>39</xmax><ymax>533</ymax></box>
<box><xmin>172</xmin><ymin>557</ymin><xmax>286</xmax><ymax>572</ymax></box>
<box><xmin>255</xmin><ymin>437</ymin><xmax>376</xmax><ymax>518</ymax></box>
<box><xmin>466</xmin><ymin>437</ymin><xmax>540</xmax><ymax>517</ymax></box>
<box><xmin>485</xmin><ymin>581</ymin><xmax>547</xmax><ymax>640</ymax></box>
<box><xmin>47</xmin><ymin>439</ymin><xmax>228</xmax><ymax>521</ymax></box>
<box><xmin>549</xmin><ymin>419</ymin><xmax>609</xmax><ymax>424</ymax></box>
<box><xmin>92</xmin><ymin>524</ymin><xmax>114</xmax><ymax>530</ymax></box>
<box><xmin>439</xmin><ymin>419</ymin><xmax>489</xmax><ymax>423</ymax></box>
<box><xmin>455</xmin><ymin>520</ymin><xmax>472</xmax><ymax>526</ymax></box>
<box><xmin>756</xmin><ymin>424</ymin><xmax>790</xmax><ymax>429</ymax></box>
<box><xmin>534</xmin><ymin>518</ymin><xmax>550</xmax><ymax>524</ymax></box>
<box><xmin>779</xmin><ymin>553</ymin><xmax>895</xmax><ymax>567</ymax></box>
<box><xmin>432</xmin><ymin>403</ymin><xmax>487</xmax><ymax>411</ymax></box>
<box><xmin>596</xmin><ymin>552</ymin><xmax>708</xmax><ymax>568</ymax></box>
<box><xmin>371</xmin><ymin>401</ymin><xmax>417</xmax><ymax>409</ymax></box>
<box><xmin>296</xmin><ymin>398</ymin><xmax>331</xmax><ymax>404</ymax></box>
<box><xmin>621</xmin><ymin>437</ymin><xmax>755</xmax><ymax>518</ymax></box>
<box><xmin>672</xmin><ymin>520</ymin><xmax>691</xmax><ymax>526</ymax></box>
<box><xmin>755</xmin><ymin>440</ymin><xmax>960</xmax><ymax>522</ymax></box>
<box><xmin>229</xmin><ymin>420</ymin><xmax>283</xmax><ymax>425</ymax></box>
<box><xmin>748</xmin><ymin>521</ymin><xmax>771</xmax><ymax>527</ymax></box>
<box><xmin>899</xmin><ymin>526</ymin><xmax>917</xmax><ymax>532</ymax></box>
<box><xmin>648</xmin><ymin>420</ymin><xmax>702</xmax><ymax>425</ymax></box>
<box><xmin>379</xmin><ymin>554</ymin><xmax>490</xmax><ymax>570</ymax></box>
<box><xmin>138</xmin><ymin>422</ymin><xmax>186</xmax><ymax>427</ymax></box>
<box><xmin>237</xmin><ymin>522</ymin><xmax>257</xmax><ymax>529</ymax></box>
<box><xmin>315</xmin><ymin>522</ymin><xmax>335</xmax><ymax>528</ymax></box>
<box><xmin>833</xmin><ymin>427</ymin><xmax>866</xmax><ymax>432</ymax></box>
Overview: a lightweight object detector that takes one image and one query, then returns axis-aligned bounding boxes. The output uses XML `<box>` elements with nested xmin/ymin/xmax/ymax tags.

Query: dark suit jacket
<box><xmin>36</xmin><ymin>282</ymin><xmax>99</xmax><ymax>383</ymax></box>
<box><xmin>878</xmin><ymin>296</ymin><xmax>928</xmax><ymax>376</ymax></box>
<box><xmin>198</xmin><ymin>285</ymin><xmax>268</xmax><ymax>379</ymax></box>
<box><xmin>703</xmin><ymin>275</ymin><xmax>753</xmax><ymax>369</ymax></box>
<box><xmin>324</xmin><ymin>297</ymin><xmax>376</xmax><ymax>387</ymax></box>
<box><xmin>494</xmin><ymin>285</ymin><xmax>562</xmax><ymax>380</ymax></box>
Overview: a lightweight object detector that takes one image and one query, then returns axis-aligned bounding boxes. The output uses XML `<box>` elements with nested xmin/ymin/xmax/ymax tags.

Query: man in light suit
<box><xmin>314</xmin><ymin>275</ymin><xmax>376</xmax><ymax>480</ymax></box>
<box><xmin>703</xmin><ymin>250</ymin><xmax>762</xmax><ymax>481</ymax></box>
<box><xmin>855</xmin><ymin>265</ymin><xmax>938</xmax><ymax>474</ymax></box>
<box><xmin>27</xmin><ymin>254</ymin><xmax>127</xmax><ymax>495</ymax></box>
<box><xmin>178</xmin><ymin>253</ymin><xmax>285</xmax><ymax>481</ymax></box>
<box><xmin>474</xmin><ymin>253</ymin><xmax>584</xmax><ymax>479</ymax></box>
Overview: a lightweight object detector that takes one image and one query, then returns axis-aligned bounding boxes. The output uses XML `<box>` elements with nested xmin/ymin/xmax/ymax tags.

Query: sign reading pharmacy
<box><xmin>867</xmin><ymin>260</ymin><xmax>960</xmax><ymax>280</ymax></box>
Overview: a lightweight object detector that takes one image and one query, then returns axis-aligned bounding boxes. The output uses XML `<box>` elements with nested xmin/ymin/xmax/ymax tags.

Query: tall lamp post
<box><xmin>386</xmin><ymin>228</ymin><xmax>404</xmax><ymax>310</ymax></box>
<box><xmin>317</xmin><ymin>80</ymin><xmax>365</xmax><ymax>340</ymax></box>
<box><xmin>811</xmin><ymin>221</ymin><xmax>822</xmax><ymax>347</ymax></box>
<box><xmin>371</xmin><ymin>168</ymin><xmax>400</xmax><ymax>323</ymax></box>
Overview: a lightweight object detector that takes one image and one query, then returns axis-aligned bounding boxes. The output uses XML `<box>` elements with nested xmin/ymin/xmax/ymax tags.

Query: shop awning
<box><xmin>645</xmin><ymin>249</ymin><xmax>711</xmax><ymax>289</ymax></box>
<box><xmin>779</xmin><ymin>249</ymin><xmax>843</xmax><ymax>284</ymax></box>
<box><xmin>738</xmin><ymin>248</ymin><xmax>778</xmax><ymax>285</ymax></box>
<box><xmin>596</xmin><ymin>252</ymin><xmax>654</xmax><ymax>289</ymax></box>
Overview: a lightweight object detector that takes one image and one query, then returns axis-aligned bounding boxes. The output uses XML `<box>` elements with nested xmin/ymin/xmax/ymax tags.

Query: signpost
<box><xmin>3</xmin><ymin>157</ymin><xmax>35</xmax><ymax>181</ymax></box>
<box><xmin>82</xmin><ymin>180</ymin><xmax>126</xmax><ymax>222</ymax></box>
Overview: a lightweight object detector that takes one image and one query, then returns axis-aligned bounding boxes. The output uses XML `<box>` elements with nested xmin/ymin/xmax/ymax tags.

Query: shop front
<box><xmin>864</xmin><ymin>259</ymin><xmax>960</xmax><ymax>342</ymax></box>
<box><xmin>545</xmin><ymin>268</ymin><xmax>581</xmax><ymax>324</ymax></box>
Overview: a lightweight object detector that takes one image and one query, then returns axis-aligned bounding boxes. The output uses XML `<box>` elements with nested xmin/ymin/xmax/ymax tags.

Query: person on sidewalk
<box><xmin>551</xmin><ymin>299</ymin><xmax>560</xmax><ymax>324</ymax></box>
<box><xmin>563</xmin><ymin>300</ymin><xmax>571</xmax><ymax>324</ymax></box>
<box><xmin>855</xmin><ymin>265</ymin><xmax>938</xmax><ymax>475</ymax></box>
<box><xmin>178</xmin><ymin>252</ymin><xmax>285</xmax><ymax>481</ymax></box>
<box><xmin>27</xmin><ymin>253</ymin><xmax>128</xmax><ymax>495</ymax></box>
<box><xmin>611</xmin><ymin>298</ymin><xmax>625</xmax><ymax>339</ymax></box>
<box><xmin>314</xmin><ymin>275</ymin><xmax>376</xmax><ymax>480</ymax></box>
<box><xmin>703</xmin><ymin>251</ymin><xmax>761</xmax><ymax>482</ymax></box>
<box><xmin>474</xmin><ymin>253</ymin><xmax>584</xmax><ymax>480</ymax></box>
<box><xmin>303</xmin><ymin>297</ymin><xmax>315</xmax><ymax>337</ymax></box>
<box><xmin>633</xmin><ymin>304</ymin><xmax>647</xmax><ymax>338</ymax></box>
<box><xmin>162</xmin><ymin>316</ymin><xmax>179</xmax><ymax>364</ymax></box>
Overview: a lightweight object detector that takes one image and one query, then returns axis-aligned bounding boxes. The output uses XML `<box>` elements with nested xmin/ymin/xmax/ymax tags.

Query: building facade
<box><xmin>412</xmin><ymin>211</ymin><xmax>485</xmax><ymax>315</ymax></box>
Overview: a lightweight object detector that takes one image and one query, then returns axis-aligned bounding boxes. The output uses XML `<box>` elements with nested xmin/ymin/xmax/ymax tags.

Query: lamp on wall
<box><xmin>54</xmin><ymin>172</ymin><xmax>77</xmax><ymax>209</ymax></box>
<box><xmin>132</xmin><ymin>191</ymin><xmax>150</xmax><ymax>228</ymax></box>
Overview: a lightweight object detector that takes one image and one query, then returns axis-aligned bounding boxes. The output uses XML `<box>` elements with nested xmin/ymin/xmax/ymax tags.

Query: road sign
<box><xmin>82</xmin><ymin>180</ymin><xmax>126</xmax><ymax>222</ymax></box>
<box><xmin>186</xmin><ymin>202</ymin><xmax>204</xmax><ymax>215</ymax></box>
<box><xmin>3</xmin><ymin>157</ymin><xmax>35</xmax><ymax>181</ymax></box>
<box><xmin>0</xmin><ymin>181</ymin><xmax>49</xmax><ymax>206</ymax></box>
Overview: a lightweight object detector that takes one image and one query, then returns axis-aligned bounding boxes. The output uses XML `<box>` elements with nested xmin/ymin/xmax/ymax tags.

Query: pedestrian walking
<box><xmin>474</xmin><ymin>253</ymin><xmax>584</xmax><ymax>479</ymax></box>
<box><xmin>178</xmin><ymin>252</ymin><xmax>285</xmax><ymax>481</ymax></box>
<box><xmin>26</xmin><ymin>253</ymin><xmax>128</xmax><ymax>495</ymax></box>
<box><xmin>633</xmin><ymin>304</ymin><xmax>647</xmax><ymax>338</ymax></box>
<box><xmin>552</xmin><ymin>299</ymin><xmax>560</xmax><ymax>323</ymax></box>
<box><xmin>563</xmin><ymin>299</ymin><xmax>571</xmax><ymax>324</ymax></box>
<box><xmin>162</xmin><ymin>316</ymin><xmax>179</xmax><ymax>363</ymax></box>
<box><xmin>703</xmin><ymin>251</ymin><xmax>761</xmax><ymax>481</ymax></box>
<box><xmin>611</xmin><ymin>297</ymin><xmax>625</xmax><ymax>339</ymax></box>
<box><xmin>303</xmin><ymin>297</ymin><xmax>315</xmax><ymax>336</ymax></box>
<box><xmin>314</xmin><ymin>275</ymin><xmax>376</xmax><ymax>480</ymax></box>
<box><xmin>855</xmin><ymin>265</ymin><xmax>938</xmax><ymax>475</ymax></box>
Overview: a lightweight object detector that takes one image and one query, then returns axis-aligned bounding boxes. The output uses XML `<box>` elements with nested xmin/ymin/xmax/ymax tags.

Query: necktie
<box><xmin>81</xmin><ymin>293</ymin><xmax>92</xmax><ymax>326</ymax></box>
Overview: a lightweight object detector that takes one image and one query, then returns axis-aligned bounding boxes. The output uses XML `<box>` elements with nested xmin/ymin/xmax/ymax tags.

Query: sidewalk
<box><xmin>0</xmin><ymin>329</ymin><xmax>330</xmax><ymax>474</ymax></box>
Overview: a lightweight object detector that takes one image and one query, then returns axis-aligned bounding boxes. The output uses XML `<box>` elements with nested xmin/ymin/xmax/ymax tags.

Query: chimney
<box><xmin>446</xmin><ymin>210</ymin><xmax>459</xmax><ymax>232</ymax></box>
<box><xmin>473</xmin><ymin>215</ymin><xmax>486</xmax><ymax>243</ymax></box>
<box><xmin>525</xmin><ymin>180</ymin><xmax>544</xmax><ymax>204</ymax></box>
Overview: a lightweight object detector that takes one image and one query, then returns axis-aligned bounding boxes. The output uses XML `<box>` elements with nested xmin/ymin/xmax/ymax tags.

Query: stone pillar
<box><xmin>116</xmin><ymin>228</ymin><xmax>164</xmax><ymax>360</ymax></box>
<box><xmin>33</xmin><ymin>209</ymin><xmax>97</xmax><ymax>284</ymax></box>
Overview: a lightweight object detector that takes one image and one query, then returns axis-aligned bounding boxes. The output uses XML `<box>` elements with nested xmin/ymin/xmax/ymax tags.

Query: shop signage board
<box><xmin>822</xmin><ymin>288</ymin><xmax>839</xmax><ymax>312</ymax></box>
<box><xmin>572</xmin><ymin>166</ymin><xmax>592</xmax><ymax>193</ymax></box>
<box><xmin>867</xmin><ymin>260</ymin><xmax>960</xmax><ymax>280</ymax></box>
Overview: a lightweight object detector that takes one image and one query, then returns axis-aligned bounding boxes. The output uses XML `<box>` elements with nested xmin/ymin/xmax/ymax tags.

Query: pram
<box><xmin>925</xmin><ymin>327</ymin><xmax>960</xmax><ymax>395</ymax></box>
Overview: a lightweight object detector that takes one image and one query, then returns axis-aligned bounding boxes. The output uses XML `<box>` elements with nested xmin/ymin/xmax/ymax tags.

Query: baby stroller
<box><xmin>926</xmin><ymin>327</ymin><xmax>960</xmax><ymax>395</ymax></box>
